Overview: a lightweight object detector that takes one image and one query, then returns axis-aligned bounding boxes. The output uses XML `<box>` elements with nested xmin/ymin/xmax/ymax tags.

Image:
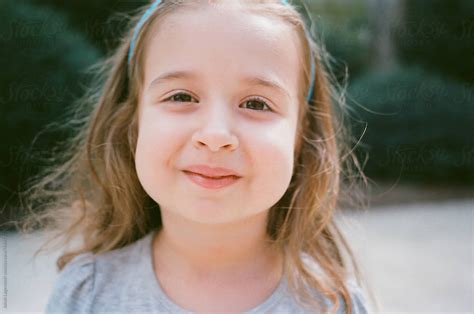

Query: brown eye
<box><xmin>241</xmin><ymin>97</ymin><xmax>272</xmax><ymax>112</ymax></box>
<box><xmin>165</xmin><ymin>92</ymin><xmax>197</xmax><ymax>103</ymax></box>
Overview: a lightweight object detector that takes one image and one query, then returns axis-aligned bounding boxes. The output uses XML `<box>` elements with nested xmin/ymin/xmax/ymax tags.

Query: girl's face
<box><xmin>135</xmin><ymin>5</ymin><xmax>302</xmax><ymax>225</ymax></box>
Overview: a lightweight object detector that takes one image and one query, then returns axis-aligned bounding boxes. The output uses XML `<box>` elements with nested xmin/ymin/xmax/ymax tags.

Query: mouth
<box><xmin>182</xmin><ymin>171</ymin><xmax>241</xmax><ymax>189</ymax></box>
<box><xmin>183</xmin><ymin>170</ymin><xmax>239</xmax><ymax>179</ymax></box>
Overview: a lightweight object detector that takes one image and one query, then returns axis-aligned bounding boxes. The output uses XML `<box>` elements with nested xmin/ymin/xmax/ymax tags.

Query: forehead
<box><xmin>141</xmin><ymin>4</ymin><xmax>302</xmax><ymax>98</ymax></box>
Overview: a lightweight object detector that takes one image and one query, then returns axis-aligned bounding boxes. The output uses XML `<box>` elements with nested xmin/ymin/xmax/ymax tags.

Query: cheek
<box><xmin>134</xmin><ymin>112</ymin><xmax>184</xmax><ymax>199</ymax></box>
<box><xmin>135</xmin><ymin>109</ymin><xmax>186</xmax><ymax>164</ymax></box>
<box><xmin>245</xmin><ymin>124</ymin><xmax>295</xmax><ymax>205</ymax></box>
<box><xmin>135</xmin><ymin>127</ymin><xmax>162</xmax><ymax>201</ymax></box>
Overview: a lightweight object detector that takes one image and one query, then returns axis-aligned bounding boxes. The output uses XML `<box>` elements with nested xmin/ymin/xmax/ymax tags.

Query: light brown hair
<box><xmin>18</xmin><ymin>0</ymin><xmax>376</xmax><ymax>313</ymax></box>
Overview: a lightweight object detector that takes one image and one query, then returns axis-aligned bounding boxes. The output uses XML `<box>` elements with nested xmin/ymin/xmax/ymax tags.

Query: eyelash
<box><xmin>163</xmin><ymin>92</ymin><xmax>273</xmax><ymax>112</ymax></box>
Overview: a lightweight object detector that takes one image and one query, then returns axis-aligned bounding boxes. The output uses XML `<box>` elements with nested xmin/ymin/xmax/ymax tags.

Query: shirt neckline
<box><xmin>142</xmin><ymin>229</ymin><xmax>287</xmax><ymax>313</ymax></box>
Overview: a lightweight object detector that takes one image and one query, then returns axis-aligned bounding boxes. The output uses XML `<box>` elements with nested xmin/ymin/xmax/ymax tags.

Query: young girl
<box><xmin>20</xmin><ymin>0</ymin><xmax>376</xmax><ymax>313</ymax></box>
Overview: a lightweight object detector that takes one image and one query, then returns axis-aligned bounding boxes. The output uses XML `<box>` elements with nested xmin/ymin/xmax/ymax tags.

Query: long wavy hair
<box><xmin>18</xmin><ymin>0</ymin><xmax>377</xmax><ymax>313</ymax></box>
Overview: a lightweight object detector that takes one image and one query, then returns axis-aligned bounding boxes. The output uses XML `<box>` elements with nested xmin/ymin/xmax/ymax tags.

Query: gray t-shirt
<box><xmin>45</xmin><ymin>230</ymin><xmax>372</xmax><ymax>313</ymax></box>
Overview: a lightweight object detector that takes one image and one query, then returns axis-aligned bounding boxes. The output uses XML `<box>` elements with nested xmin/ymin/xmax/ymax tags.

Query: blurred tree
<box><xmin>348</xmin><ymin>65</ymin><xmax>474</xmax><ymax>183</ymax></box>
<box><xmin>367</xmin><ymin>0</ymin><xmax>403</xmax><ymax>70</ymax></box>
<box><xmin>303</xmin><ymin>0</ymin><xmax>372</xmax><ymax>81</ymax></box>
<box><xmin>30</xmin><ymin>0</ymin><xmax>149</xmax><ymax>52</ymax></box>
<box><xmin>0</xmin><ymin>1</ymin><xmax>100</xmax><ymax>227</ymax></box>
<box><xmin>394</xmin><ymin>0</ymin><xmax>474</xmax><ymax>83</ymax></box>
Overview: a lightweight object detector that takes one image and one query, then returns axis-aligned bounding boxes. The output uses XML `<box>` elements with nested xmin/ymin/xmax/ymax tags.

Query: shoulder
<box><xmin>300</xmin><ymin>253</ymin><xmax>373</xmax><ymax>314</ymax></box>
<box><xmin>45</xmin><ymin>252</ymin><xmax>96</xmax><ymax>313</ymax></box>
<box><xmin>45</xmin><ymin>233</ymin><xmax>153</xmax><ymax>313</ymax></box>
<box><xmin>340</xmin><ymin>277</ymin><xmax>373</xmax><ymax>314</ymax></box>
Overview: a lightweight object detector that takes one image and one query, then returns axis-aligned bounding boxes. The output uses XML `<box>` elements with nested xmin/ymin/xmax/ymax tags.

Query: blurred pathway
<box><xmin>1</xmin><ymin>199</ymin><xmax>473</xmax><ymax>313</ymax></box>
<box><xmin>338</xmin><ymin>199</ymin><xmax>473</xmax><ymax>313</ymax></box>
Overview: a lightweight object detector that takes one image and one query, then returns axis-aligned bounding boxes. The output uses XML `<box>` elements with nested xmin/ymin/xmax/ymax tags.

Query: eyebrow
<box><xmin>147</xmin><ymin>70</ymin><xmax>290</xmax><ymax>100</ymax></box>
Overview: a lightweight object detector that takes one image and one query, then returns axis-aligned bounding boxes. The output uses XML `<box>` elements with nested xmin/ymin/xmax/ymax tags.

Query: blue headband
<box><xmin>128</xmin><ymin>0</ymin><xmax>315</xmax><ymax>103</ymax></box>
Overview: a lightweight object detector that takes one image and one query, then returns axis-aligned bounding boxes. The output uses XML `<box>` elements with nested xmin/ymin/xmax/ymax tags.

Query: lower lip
<box><xmin>183</xmin><ymin>171</ymin><xmax>241</xmax><ymax>189</ymax></box>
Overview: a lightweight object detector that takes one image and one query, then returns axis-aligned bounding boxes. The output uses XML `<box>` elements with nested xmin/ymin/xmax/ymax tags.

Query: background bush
<box><xmin>348</xmin><ymin>65</ymin><xmax>474</xmax><ymax>183</ymax></box>
<box><xmin>0</xmin><ymin>1</ymin><xmax>100</xmax><ymax>226</ymax></box>
<box><xmin>307</xmin><ymin>0</ymin><xmax>371</xmax><ymax>81</ymax></box>
<box><xmin>30</xmin><ymin>0</ymin><xmax>149</xmax><ymax>52</ymax></box>
<box><xmin>1</xmin><ymin>0</ymin><xmax>473</xmax><ymax>228</ymax></box>
<box><xmin>393</xmin><ymin>0</ymin><xmax>474</xmax><ymax>83</ymax></box>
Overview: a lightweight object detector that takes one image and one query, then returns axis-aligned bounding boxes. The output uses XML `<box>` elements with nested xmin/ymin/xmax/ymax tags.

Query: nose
<box><xmin>191</xmin><ymin>103</ymin><xmax>239</xmax><ymax>152</ymax></box>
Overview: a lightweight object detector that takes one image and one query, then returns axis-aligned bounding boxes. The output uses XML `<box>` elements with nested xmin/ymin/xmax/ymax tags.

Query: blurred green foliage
<box><xmin>393</xmin><ymin>0</ymin><xmax>474</xmax><ymax>83</ymax></box>
<box><xmin>309</xmin><ymin>0</ymin><xmax>474</xmax><ymax>183</ymax></box>
<box><xmin>0</xmin><ymin>1</ymin><xmax>100</xmax><ymax>222</ymax></box>
<box><xmin>1</xmin><ymin>0</ymin><xmax>473</xmax><ymax>227</ymax></box>
<box><xmin>30</xmin><ymin>0</ymin><xmax>149</xmax><ymax>52</ymax></box>
<box><xmin>307</xmin><ymin>0</ymin><xmax>371</xmax><ymax>81</ymax></box>
<box><xmin>348</xmin><ymin>65</ymin><xmax>474</xmax><ymax>183</ymax></box>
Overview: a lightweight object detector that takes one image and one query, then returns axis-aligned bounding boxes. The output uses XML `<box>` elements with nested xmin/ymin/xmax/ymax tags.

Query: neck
<box><xmin>152</xmin><ymin>209</ymin><xmax>282</xmax><ymax>281</ymax></box>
